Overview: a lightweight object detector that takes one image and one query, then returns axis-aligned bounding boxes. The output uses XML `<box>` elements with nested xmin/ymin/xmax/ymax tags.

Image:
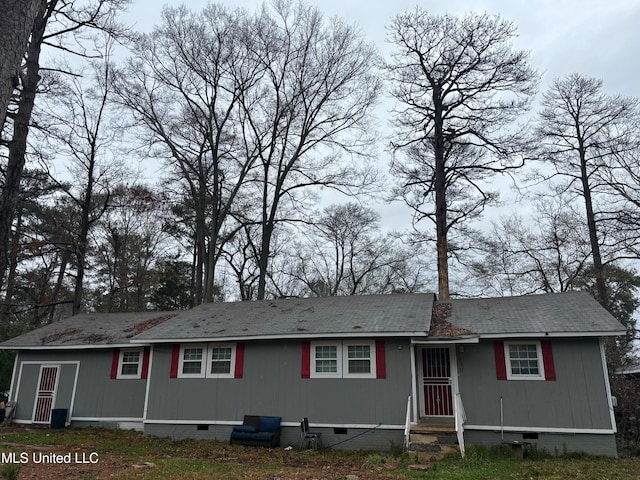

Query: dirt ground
<box><xmin>1</xmin><ymin>442</ymin><xmax>129</xmax><ymax>479</ymax></box>
<box><xmin>0</xmin><ymin>425</ymin><xmax>409</xmax><ymax>479</ymax></box>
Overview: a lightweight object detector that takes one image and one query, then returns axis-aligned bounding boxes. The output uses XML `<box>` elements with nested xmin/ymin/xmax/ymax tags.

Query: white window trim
<box><xmin>207</xmin><ymin>343</ymin><xmax>236</xmax><ymax>379</ymax></box>
<box><xmin>178</xmin><ymin>343</ymin><xmax>237</xmax><ymax>379</ymax></box>
<box><xmin>504</xmin><ymin>341</ymin><xmax>545</xmax><ymax>381</ymax></box>
<box><xmin>117</xmin><ymin>348</ymin><xmax>144</xmax><ymax>379</ymax></box>
<box><xmin>310</xmin><ymin>340</ymin><xmax>376</xmax><ymax>378</ymax></box>
<box><xmin>343</xmin><ymin>340</ymin><xmax>376</xmax><ymax>379</ymax></box>
<box><xmin>310</xmin><ymin>341</ymin><xmax>342</xmax><ymax>378</ymax></box>
<box><xmin>178</xmin><ymin>344</ymin><xmax>206</xmax><ymax>378</ymax></box>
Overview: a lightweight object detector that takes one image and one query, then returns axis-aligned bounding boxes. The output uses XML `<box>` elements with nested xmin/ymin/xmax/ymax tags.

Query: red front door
<box><xmin>423</xmin><ymin>347</ymin><xmax>453</xmax><ymax>416</ymax></box>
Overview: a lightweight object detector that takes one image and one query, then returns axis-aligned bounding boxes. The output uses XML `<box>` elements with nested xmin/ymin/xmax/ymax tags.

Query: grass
<box><xmin>413</xmin><ymin>445</ymin><xmax>640</xmax><ymax>480</ymax></box>
<box><xmin>1</xmin><ymin>427</ymin><xmax>640</xmax><ymax>479</ymax></box>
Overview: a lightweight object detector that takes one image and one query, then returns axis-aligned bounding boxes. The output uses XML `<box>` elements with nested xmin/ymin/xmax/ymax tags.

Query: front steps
<box><xmin>406</xmin><ymin>418</ymin><xmax>460</xmax><ymax>466</ymax></box>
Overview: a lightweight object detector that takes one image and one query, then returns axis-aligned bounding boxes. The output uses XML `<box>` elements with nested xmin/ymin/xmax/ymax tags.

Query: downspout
<box><xmin>500</xmin><ymin>396</ymin><xmax>504</xmax><ymax>442</ymax></box>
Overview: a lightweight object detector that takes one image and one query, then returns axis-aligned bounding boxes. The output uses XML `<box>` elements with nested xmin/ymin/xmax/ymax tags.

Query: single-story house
<box><xmin>0</xmin><ymin>291</ymin><xmax>624</xmax><ymax>456</ymax></box>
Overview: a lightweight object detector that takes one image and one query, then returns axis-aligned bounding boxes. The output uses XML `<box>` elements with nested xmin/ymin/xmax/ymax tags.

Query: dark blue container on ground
<box><xmin>50</xmin><ymin>408</ymin><xmax>67</xmax><ymax>429</ymax></box>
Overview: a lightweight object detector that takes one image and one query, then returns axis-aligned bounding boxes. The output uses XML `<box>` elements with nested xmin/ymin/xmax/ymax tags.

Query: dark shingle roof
<box><xmin>132</xmin><ymin>293</ymin><xmax>435</xmax><ymax>343</ymax></box>
<box><xmin>0</xmin><ymin>311</ymin><xmax>176</xmax><ymax>349</ymax></box>
<box><xmin>435</xmin><ymin>291</ymin><xmax>624</xmax><ymax>337</ymax></box>
<box><xmin>1</xmin><ymin>292</ymin><xmax>623</xmax><ymax>349</ymax></box>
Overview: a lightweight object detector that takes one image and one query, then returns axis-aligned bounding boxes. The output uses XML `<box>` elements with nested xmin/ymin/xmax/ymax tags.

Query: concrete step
<box><xmin>408</xmin><ymin>423</ymin><xmax>460</xmax><ymax>458</ymax></box>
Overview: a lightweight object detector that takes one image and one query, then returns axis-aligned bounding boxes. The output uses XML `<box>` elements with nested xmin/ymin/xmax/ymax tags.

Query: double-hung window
<box><xmin>116</xmin><ymin>348</ymin><xmax>144</xmax><ymax>379</ymax></box>
<box><xmin>311</xmin><ymin>343</ymin><xmax>342</xmax><ymax>378</ymax></box>
<box><xmin>310</xmin><ymin>341</ymin><xmax>376</xmax><ymax>378</ymax></box>
<box><xmin>177</xmin><ymin>344</ymin><xmax>237</xmax><ymax>378</ymax></box>
<box><xmin>344</xmin><ymin>342</ymin><xmax>375</xmax><ymax>378</ymax></box>
<box><xmin>209</xmin><ymin>345</ymin><xmax>234</xmax><ymax>376</ymax></box>
<box><xmin>505</xmin><ymin>341</ymin><xmax>545</xmax><ymax>380</ymax></box>
<box><xmin>179</xmin><ymin>345</ymin><xmax>206</xmax><ymax>377</ymax></box>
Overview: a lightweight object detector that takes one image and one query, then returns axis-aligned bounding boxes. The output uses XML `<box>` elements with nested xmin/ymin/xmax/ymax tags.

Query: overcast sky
<box><xmin>123</xmin><ymin>0</ymin><xmax>639</xmax><ymax>94</ymax></box>
<box><xmin>118</xmin><ymin>0</ymin><xmax>640</xmax><ymax>230</ymax></box>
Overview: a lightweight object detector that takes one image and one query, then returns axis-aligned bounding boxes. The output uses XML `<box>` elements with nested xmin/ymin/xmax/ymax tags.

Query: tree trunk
<box><xmin>579</xmin><ymin>144</ymin><xmax>608</xmax><ymax>310</ymax></box>
<box><xmin>47</xmin><ymin>250</ymin><xmax>70</xmax><ymax>323</ymax></box>
<box><xmin>2</xmin><ymin>209</ymin><xmax>23</xmax><ymax>311</ymax></box>
<box><xmin>433</xmin><ymin>88</ymin><xmax>450</xmax><ymax>300</ymax></box>
<box><xmin>194</xmin><ymin>212</ymin><xmax>206</xmax><ymax>305</ymax></box>
<box><xmin>72</xmin><ymin>173</ymin><xmax>95</xmax><ymax>315</ymax></box>
<box><xmin>257</xmin><ymin>221</ymin><xmax>273</xmax><ymax>301</ymax></box>
<box><xmin>0</xmin><ymin>0</ymin><xmax>49</xmax><ymax>291</ymax></box>
<box><xmin>0</xmin><ymin>0</ymin><xmax>43</xmax><ymax>129</ymax></box>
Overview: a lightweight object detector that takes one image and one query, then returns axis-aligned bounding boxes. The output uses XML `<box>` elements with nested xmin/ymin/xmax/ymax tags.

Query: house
<box><xmin>0</xmin><ymin>291</ymin><xmax>624</xmax><ymax>456</ymax></box>
<box><xmin>0</xmin><ymin>311</ymin><xmax>175</xmax><ymax>429</ymax></box>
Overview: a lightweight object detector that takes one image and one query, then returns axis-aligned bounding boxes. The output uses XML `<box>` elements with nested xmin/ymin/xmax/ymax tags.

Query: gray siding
<box><xmin>457</xmin><ymin>338</ymin><xmax>613</xmax><ymax>431</ymax></box>
<box><xmin>13</xmin><ymin>361</ymin><xmax>39</xmax><ymax>421</ymax></box>
<box><xmin>146</xmin><ymin>339</ymin><xmax>412</xmax><ymax>427</ymax></box>
<box><xmin>12</xmin><ymin>350</ymin><xmax>147</xmax><ymax>421</ymax></box>
<box><xmin>12</xmin><ymin>358</ymin><xmax>77</xmax><ymax>422</ymax></box>
<box><xmin>463</xmin><ymin>429</ymin><xmax>617</xmax><ymax>457</ymax></box>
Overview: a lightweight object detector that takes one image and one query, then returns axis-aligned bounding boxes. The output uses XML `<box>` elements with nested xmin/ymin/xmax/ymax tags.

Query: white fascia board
<box><xmin>464</xmin><ymin>424</ymin><xmax>616</xmax><ymax>435</ymax></box>
<box><xmin>130</xmin><ymin>331</ymin><xmax>427</xmax><ymax>344</ymax></box>
<box><xmin>478</xmin><ymin>331</ymin><xmax>625</xmax><ymax>339</ymax></box>
<box><xmin>0</xmin><ymin>343</ymin><xmax>147</xmax><ymax>350</ymax></box>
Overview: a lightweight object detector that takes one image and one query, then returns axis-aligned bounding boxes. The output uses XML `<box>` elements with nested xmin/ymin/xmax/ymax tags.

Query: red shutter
<box><xmin>541</xmin><ymin>340</ymin><xmax>556</xmax><ymax>381</ymax></box>
<box><xmin>110</xmin><ymin>348</ymin><xmax>120</xmax><ymax>379</ymax></box>
<box><xmin>301</xmin><ymin>341</ymin><xmax>311</xmax><ymax>378</ymax></box>
<box><xmin>234</xmin><ymin>343</ymin><xmax>245</xmax><ymax>378</ymax></box>
<box><xmin>375</xmin><ymin>340</ymin><xmax>386</xmax><ymax>379</ymax></box>
<box><xmin>141</xmin><ymin>347</ymin><xmax>150</xmax><ymax>379</ymax></box>
<box><xmin>494</xmin><ymin>341</ymin><xmax>507</xmax><ymax>380</ymax></box>
<box><xmin>170</xmin><ymin>344</ymin><xmax>180</xmax><ymax>378</ymax></box>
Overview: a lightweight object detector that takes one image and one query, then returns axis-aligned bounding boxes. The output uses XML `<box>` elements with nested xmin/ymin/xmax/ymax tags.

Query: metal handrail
<box><xmin>404</xmin><ymin>395</ymin><xmax>412</xmax><ymax>452</ymax></box>
<box><xmin>455</xmin><ymin>392</ymin><xmax>466</xmax><ymax>458</ymax></box>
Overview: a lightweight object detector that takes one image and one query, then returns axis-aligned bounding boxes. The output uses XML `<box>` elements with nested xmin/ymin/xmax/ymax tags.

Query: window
<box><xmin>311</xmin><ymin>343</ymin><xmax>341</xmax><ymax>378</ymax></box>
<box><xmin>175</xmin><ymin>344</ymin><xmax>238</xmax><ymax>378</ymax></box>
<box><xmin>310</xmin><ymin>341</ymin><xmax>376</xmax><ymax>378</ymax></box>
<box><xmin>121</xmin><ymin>350</ymin><xmax>141</xmax><ymax>376</ymax></box>
<box><xmin>344</xmin><ymin>342</ymin><xmax>375</xmax><ymax>378</ymax></box>
<box><xmin>113</xmin><ymin>348</ymin><xmax>147</xmax><ymax>379</ymax></box>
<box><xmin>179</xmin><ymin>345</ymin><xmax>206</xmax><ymax>377</ymax></box>
<box><xmin>209</xmin><ymin>345</ymin><xmax>235</xmax><ymax>377</ymax></box>
<box><xmin>505</xmin><ymin>341</ymin><xmax>545</xmax><ymax>380</ymax></box>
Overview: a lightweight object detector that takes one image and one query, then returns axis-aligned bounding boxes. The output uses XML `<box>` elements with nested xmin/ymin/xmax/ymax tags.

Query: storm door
<box><xmin>32</xmin><ymin>365</ymin><xmax>59</xmax><ymax>423</ymax></box>
<box><xmin>422</xmin><ymin>347</ymin><xmax>453</xmax><ymax>416</ymax></box>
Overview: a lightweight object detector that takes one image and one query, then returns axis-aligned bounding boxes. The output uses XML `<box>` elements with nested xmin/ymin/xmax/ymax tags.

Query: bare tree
<box><xmin>0</xmin><ymin>0</ymin><xmax>44</xmax><ymax>129</ymax></box>
<box><xmin>597</xmin><ymin>133</ymin><xmax>640</xmax><ymax>259</ymax></box>
<box><xmin>0</xmin><ymin>0</ymin><xmax>54</xmax><ymax>294</ymax></box>
<box><xmin>386</xmin><ymin>10</ymin><xmax>538</xmax><ymax>299</ymax></box>
<box><xmin>240</xmin><ymin>0</ymin><xmax>381</xmax><ymax>299</ymax></box>
<box><xmin>465</xmin><ymin>197</ymin><xmax>593</xmax><ymax>296</ymax></box>
<box><xmin>116</xmin><ymin>4</ymin><xmax>260</xmax><ymax>305</ymax></box>
<box><xmin>534</xmin><ymin>73</ymin><xmax>639</xmax><ymax>309</ymax></box>
<box><xmin>285</xmin><ymin>203</ymin><xmax>422</xmax><ymax>297</ymax></box>
<box><xmin>90</xmin><ymin>185</ymin><xmax>171</xmax><ymax>312</ymax></box>
<box><xmin>35</xmin><ymin>39</ymin><xmax>123</xmax><ymax>315</ymax></box>
<box><xmin>0</xmin><ymin>0</ymin><xmax>129</xmax><ymax>294</ymax></box>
